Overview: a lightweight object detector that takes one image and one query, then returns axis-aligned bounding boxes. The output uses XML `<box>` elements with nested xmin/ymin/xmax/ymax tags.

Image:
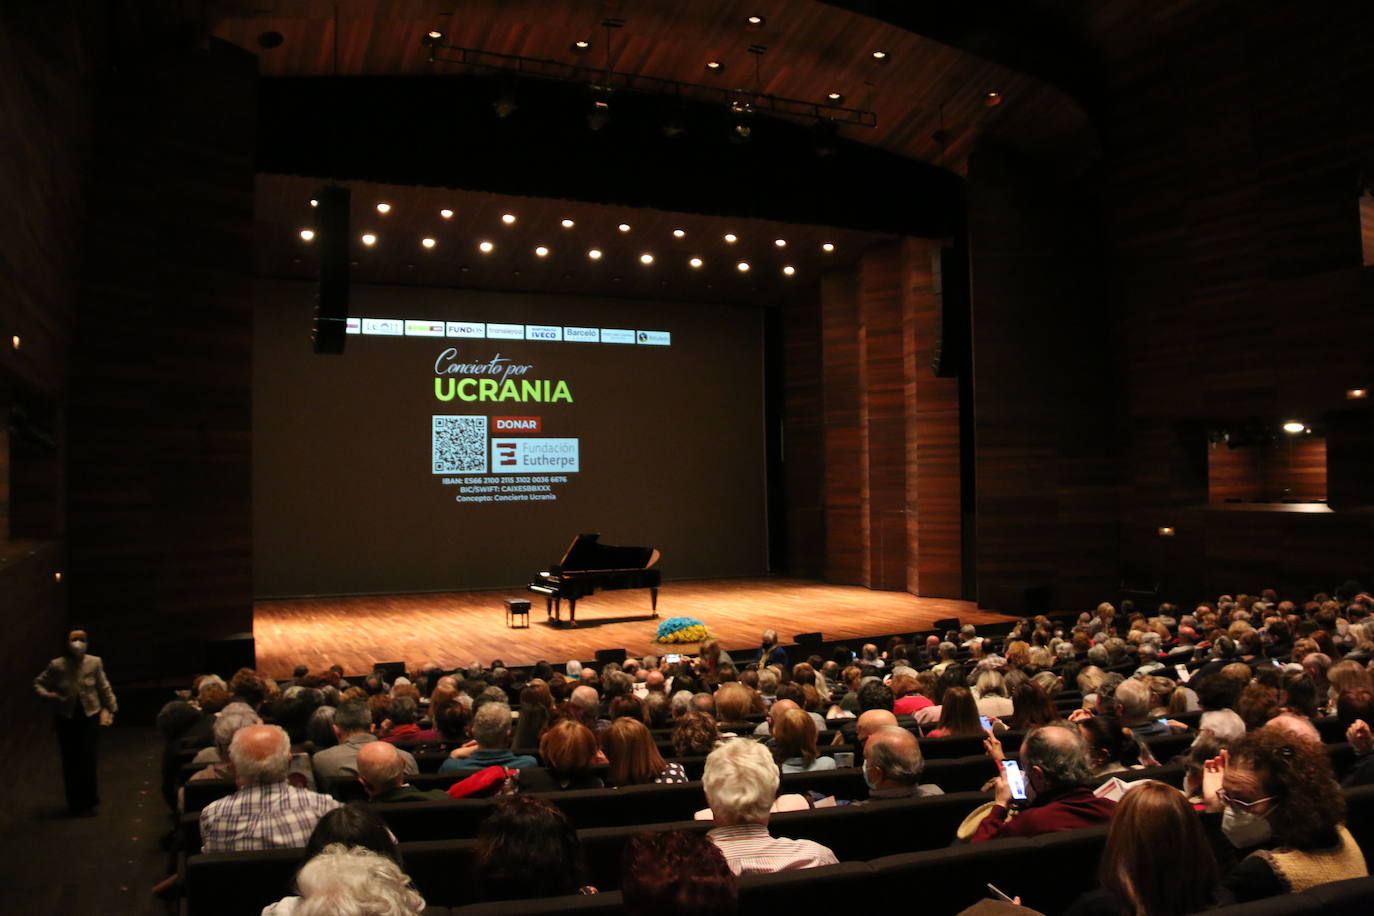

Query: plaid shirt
<box><xmin>200</xmin><ymin>781</ymin><xmax>342</xmax><ymax>852</ymax></box>
<box><xmin>707</xmin><ymin>823</ymin><xmax>838</xmax><ymax>875</ymax></box>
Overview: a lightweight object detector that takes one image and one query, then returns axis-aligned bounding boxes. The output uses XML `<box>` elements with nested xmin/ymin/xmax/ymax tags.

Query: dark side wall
<box><xmin>1100</xmin><ymin>1</ymin><xmax>1374</xmax><ymax>601</ymax></box>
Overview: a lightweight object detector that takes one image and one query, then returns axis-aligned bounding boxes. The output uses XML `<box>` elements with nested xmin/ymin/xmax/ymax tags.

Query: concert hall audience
<box><xmin>970</xmin><ymin>724</ymin><xmax>1116</xmax><ymax>843</ymax></box>
<box><xmin>672</xmin><ymin>710</ymin><xmax>721</xmax><ymax>757</ymax></box>
<box><xmin>601</xmin><ymin>717</ymin><xmax>689</xmax><ymax>786</ymax></box>
<box><xmin>473</xmin><ymin>796</ymin><xmax>594</xmax><ymax>899</ymax></box>
<box><xmin>535</xmin><ymin>719</ymin><xmax>603</xmax><ymax>790</ymax></box>
<box><xmin>312</xmin><ymin>699</ymin><xmax>418</xmax><ymax>782</ymax></box>
<box><xmin>621</xmin><ymin>830</ymin><xmax>738</xmax><ymax>916</ymax></box>
<box><xmin>858</xmin><ymin>725</ymin><xmax>943</xmax><ymax>800</ymax></box>
<box><xmin>439</xmin><ymin>702</ymin><xmax>537</xmax><ymax>773</ymax></box>
<box><xmin>355</xmin><ymin>742</ymin><xmax>450</xmax><ymax>802</ymax></box>
<box><xmin>770</xmin><ymin>707</ymin><xmax>836</xmax><ymax>774</ymax></box>
<box><xmin>926</xmin><ymin>687</ymin><xmax>983</xmax><ymax>738</ymax></box>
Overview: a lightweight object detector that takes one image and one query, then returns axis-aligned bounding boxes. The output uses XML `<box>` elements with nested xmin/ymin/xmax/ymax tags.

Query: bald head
<box><xmin>570</xmin><ymin>685</ymin><xmax>600</xmax><ymax>710</ymax></box>
<box><xmin>1020</xmin><ymin>724</ymin><xmax>1093</xmax><ymax>790</ymax></box>
<box><xmin>768</xmin><ymin>699</ymin><xmax>799</xmax><ymax>724</ymax></box>
<box><xmin>645</xmin><ymin>669</ymin><xmax>666</xmax><ymax>692</ymax></box>
<box><xmin>864</xmin><ymin>726</ymin><xmax>924</xmax><ymax>790</ymax></box>
<box><xmin>228</xmin><ymin>724</ymin><xmax>291</xmax><ymax>786</ymax></box>
<box><xmin>1264</xmin><ymin>713</ymin><xmax>1321</xmax><ymax>746</ymax></box>
<box><xmin>356</xmin><ymin>741</ymin><xmax>407</xmax><ymax>795</ymax></box>
<box><xmin>856</xmin><ymin>709</ymin><xmax>899</xmax><ymax>743</ymax></box>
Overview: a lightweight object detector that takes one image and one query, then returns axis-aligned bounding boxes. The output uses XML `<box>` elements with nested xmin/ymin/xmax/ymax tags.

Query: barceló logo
<box><xmin>493</xmin><ymin>416</ymin><xmax>541</xmax><ymax>432</ymax></box>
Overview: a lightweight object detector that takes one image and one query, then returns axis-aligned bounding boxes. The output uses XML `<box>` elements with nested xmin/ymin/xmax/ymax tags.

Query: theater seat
<box><xmin>1299</xmin><ymin>875</ymin><xmax>1374</xmax><ymax>914</ymax></box>
<box><xmin>447</xmin><ymin>890</ymin><xmax>625</xmax><ymax>916</ymax></box>
<box><xmin>872</xmin><ymin>838</ymin><xmax>1039</xmax><ymax>913</ymax></box>
<box><xmin>736</xmin><ymin>861</ymin><xmax>877</xmax><ymax>909</ymax></box>
<box><xmin>182</xmin><ymin>847</ymin><xmax>305</xmax><ymax>916</ymax></box>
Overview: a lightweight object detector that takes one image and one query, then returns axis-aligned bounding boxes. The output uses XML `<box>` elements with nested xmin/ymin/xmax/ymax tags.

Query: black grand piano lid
<box><xmin>554</xmin><ymin>533</ymin><xmax>660</xmax><ymax>573</ymax></box>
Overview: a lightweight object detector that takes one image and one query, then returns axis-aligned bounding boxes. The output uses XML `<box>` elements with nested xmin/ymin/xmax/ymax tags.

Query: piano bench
<box><xmin>505</xmin><ymin>598</ymin><xmax>531</xmax><ymax>628</ymax></box>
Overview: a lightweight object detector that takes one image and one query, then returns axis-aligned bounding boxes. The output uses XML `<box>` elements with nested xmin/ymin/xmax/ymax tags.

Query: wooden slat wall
<box><xmin>790</xmin><ymin>240</ymin><xmax>963</xmax><ymax>600</ymax></box>
<box><xmin>781</xmin><ymin>296</ymin><xmax>825</xmax><ymax>578</ymax></box>
<box><xmin>1100</xmin><ymin>2</ymin><xmax>1374</xmax><ymax>598</ymax></box>
<box><xmin>858</xmin><ymin>243</ymin><xmax>907</xmax><ymax>589</ymax></box>
<box><xmin>965</xmin><ymin>141</ymin><xmax>1121</xmax><ymax>613</ymax></box>
<box><xmin>902</xmin><ymin>238</ymin><xmax>963</xmax><ymax>597</ymax></box>
<box><xmin>65</xmin><ymin>39</ymin><xmax>258</xmax><ymax>683</ymax></box>
<box><xmin>820</xmin><ymin>270</ymin><xmax>863</xmax><ymax>584</ymax></box>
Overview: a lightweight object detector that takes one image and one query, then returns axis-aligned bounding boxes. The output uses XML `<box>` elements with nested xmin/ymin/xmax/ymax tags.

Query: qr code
<box><xmin>432</xmin><ymin>416</ymin><xmax>487</xmax><ymax>474</ymax></box>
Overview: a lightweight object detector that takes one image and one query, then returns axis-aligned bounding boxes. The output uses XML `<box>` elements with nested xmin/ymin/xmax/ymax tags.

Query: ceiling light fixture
<box><xmin>822</xmin><ymin>242</ymin><xmax>835</xmax><ymax>252</ymax></box>
<box><xmin>360</xmin><ymin>233</ymin><xmax>377</xmax><ymax>246</ymax></box>
<box><xmin>689</xmin><ymin>257</ymin><xmax>704</xmax><ymax>268</ymax></box>
<box><xmin>774</xmin><ymin>238</ymin><xmax>787</xmax><ymax>247</ymax></box>
<box><xmin>571</xmin><ymin>39</ymin><xmax>592</xmax><ymax>54</ymax></box>
<box><xmin>826</xmin><ymin>91</ymin><xmax>844</xmax><ymax>103</ymax></box>
<box><xmin>478</xmin><ymin>240</ymin><xmax>494</xmax><ymax>253</ymax></box>
<box><xmin>1158</xmin><ymin>526</ymin><xmax>1176</xmax><ymax>537</ymax></box>
<box><xmin>587</xmin><ymin>248</ymin><xmax>603</xmax><ymax>260</ymax></box>
<box><xmin>1282</xmin><ymin>421</ymin><xmax>1306</xmax><ymax>433</ymax></box>
<box><xmin>11</xmin><ymin>335</ymin><xmax>20</xmax><ymax>350</ymax></box>
<box><xmin>783</xmin><ymin>265</ymin><xmax>796</xmax><ymax>276</ymax></box>
<box><xmin>309</xmin><ymin>198</ymin><xmax>319</xmax><ymax>207</ymax></box>
<box><xmin>440</xmin><ymin>208</ymin><xmax>454</xmax><ymax>219</ymax></box>
<box><xmin>422</xmin><ymin>29</ymin><xmax>445</xmax><ymax>47</ymax></box>
<box><xmin>1347</xmin><ymin>388</ymin><xmax>1368</xmax><ymax>400</ymax></box>
<box><xmin>421</xmin><ymin>237</ymin><xmax>436</xmax><ymax>249</ymax></box>
<box><xmin>640</xmin><ymin>253</ymin><xmax>654</xmax><ymax>264</ymax></box>
<box><xmin>376</xmin><ymin>202</ymin><xmax>391</xmax><ymax>214</ymax></box>
<box><xmin>984</xmin><ymin>91</ymin><xmax>1003</xmax><ymax>107</ymax></box>
<box><xmin>871</xmin><ymin>50</ymin><xmax>889</xmax><ymax>62</ymax></box>
<box><xmin>745</xmin><ymin>15</ymin><xmax>765</xmax><ymax>29</ymax></box>
<box><xmin>705</xmin><ymin>60</ymin><xmax>724</xmax><ymax>72</ymax></box>
<box><xmin>501</xmin><ymin>213</ymin><xmax>517</xmax><ymax>225</ymax></box>
<box><xmin>299</xmin><ymin>229</ymin><xmax>315</xmax><ymax>241</ymax></box>
<box><xmin>672</xmin><ymin>229</ymin><xmax>685</xmax><ymax>238</ymax></box>
<box><xmin>737</xmin><ymin>261</ymin><xmax>750</xmax><ymax>272</ymax></box>
<box><xmin>723</xmin><ymin>233</ymin><xmax>738</xmax><ymax>243</ymax></box>
<box><xmin>534</xmin><ymin>246</ymin><xmax>550</xmax><ymax>257</ymax></box>
<box><xmin>618</xmin><ymin>223</ymin><xmax>632</xmax><ymax>232</ymax></box>
<box><xmin>561</xmin><ymin>219</ymin><xmax>575</xmax><ymax>228</ymax></box>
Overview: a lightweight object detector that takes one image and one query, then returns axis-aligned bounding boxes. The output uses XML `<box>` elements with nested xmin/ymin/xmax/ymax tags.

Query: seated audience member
<box><xmin>1012</xmin><ymin>681</ymin><xmax>1060</xmax><ymax>730</ymax></box>
<box><xmin>714</xmin><ymin>683</ymin><xmax>757</xmax><ymax>732</ymax></box>
<box><xmin>1194</xmin><ymin>676</ymin><xmax>1246</xmax><ymax>743</ymax></box>
<box><xmin>1077</xmin><ymin>716</ymin><xmax>1141</xmax><ymax>777</ymax></box>
<box><xmin>672</xmin><ymin>711</ymin><xmax>721</xmax><ymax>757</ymax></box>
<box><xmin>973</xmin><ymin>671</ymin><xmax>1015</xmax><ymax>718</ymax></box>
<box><xmin>609</xmin><ymin>693</ymin><xmax>648</xmax><ymax>722</ymax></box>
<box><xmin>890</xmin><ymin>673</ymin><xmax>935</xmax><ymax>716</ymax></box>
<box><xmin>569</xmin><ymin>684</ymin><xmax>612</xmax><ymax>731</ymax></box>
<box><xmin>537</xmin><ymin>719</ymin><xmax>604</xmax><ymax>790</ymax></box>
<box><xmin>970</xmin><ymin>724</ymin><xmax>1116</xmax><ymax>843</ymax></box>
<box><xmin>770</xmin><ymin>707</ymin><xmax>836</xmax><ymax>774</ymax></box>
<box><xmin>1066</xmin><ymin>781</ymin><xmax>1223</xmax><ymax>916</ymax></box>
<box><xmin>439</xmin><ymin>703</ymin><xmax>538</xmax><ymax>773</ymax></box>
<box><xmin>261</xmin><ymin>804</ymin><xmax>407</xmax><ymax>915</ymax></box>
<box><xmin>757</xmin><ymin>629</ymin><xmax>788</xmax><ymax>670</ymax></box>
<box><xmin>263</xmin><ymin>844</ymin><xmax>424</xmax><ymax>916</ymax></box>
<box><xmin>200</xmin><ymin>725</ymin><xmax>342</xmax><ymax>852</ymax></box>
<box><xmin>621</xmin><ymin>830</ymin><xmax>738</xmax><ymax>916</ymax></box>
<box><xmin>702</xmin><ymin>739</ymin><xmax>838</xmax><ymax>875</ymax></box>
<box><xmin>926</xmin><ymin>687</ymin><xmax>984</xmax><ymax>738</ymax></box>
<box><xmin>1236</xmin><ymin>683</ymin><xmax>1281</xmax><ymax>731</ymax></box>
<box><xmin>602</xmin><ymin>717</ymin><xmax>689</xmax><ymax>786</ymax></box>
<box><xmin>188</xmin><ymin>704</ymin><xmax>260</xmax><ymax>785</ymax></box>
<box><xmin>1114</xmin><ymin>677</ymin><xmax>1170</xmax><ymax>737</ymax></box>
<box><xmin>356</xmin><ymin>741</ymin><xmax>450</xmax><ymax>802</ymax></box>
<box><xmin>1205</xmin><ymin>727</ymin><xmax>1368</xmax><ymax>901</ymax></box>
<box><xmin>1344</xmin><ymin>719</ymin><xmax>1374</xmax><ymax>787</ymax></box>
<box><xmin>859</xmin><ymin>726</ymin><xmax>943</xmax><ymax>800</ymax></box>
<box><xmin>433</xmin><ymin>701</ymin><xmax>469</xmax><ymax>744</ymax></box>
<box><xmin>313</xmin><ymin>699</ymin><xmax>418</xmax><ymax>782</ymax></box>
<box><xmin>473</xmin><ymin>796</ymin><xmax>594</xmax><ymax>900</ymax></box>
<box><xmin>379</xmin><ymin>697</ymin><xmax>431</xmax><ymax>745</ymax></box>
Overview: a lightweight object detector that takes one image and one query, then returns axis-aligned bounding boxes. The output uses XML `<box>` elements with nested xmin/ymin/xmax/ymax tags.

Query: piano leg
<box><xmin>650</xmin><ymin>587</ymin><xmax>659</xmax><ymax>617</ymax></box>
<box><xmin>567</xmin><ymin>598</ymin><xmax>577</xmax><ymax>627</ymax></box>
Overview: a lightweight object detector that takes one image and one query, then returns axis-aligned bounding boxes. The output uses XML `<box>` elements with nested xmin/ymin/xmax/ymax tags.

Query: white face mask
<box><xmin>1222</xmin><ymin>805</ymin><xmax>1273</xmax><ymax>848</ymax></box>
<box><xmin>69</xmin><ymin>640</ymin><xmax>88</xmax><ymax>655</ymax></box>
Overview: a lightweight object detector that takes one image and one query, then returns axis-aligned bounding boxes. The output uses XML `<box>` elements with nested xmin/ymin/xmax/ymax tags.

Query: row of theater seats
<box><xmin>180</xmin><ymin>784</ymin><xmax>1374</xmax><ymax>916</ymax></box>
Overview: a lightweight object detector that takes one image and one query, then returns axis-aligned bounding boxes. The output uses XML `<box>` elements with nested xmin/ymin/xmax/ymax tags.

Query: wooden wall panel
<box><xmin>781</xmin><ymin>296</ymin><xmax>825</xmax><ymax>578</ymax></box>
<box><xmin>857</xmin><ymin>244</ymin><xmax>908</xmax><ymax>589</ymax></box>
<box><xmin>820</xmin><ymin>271</ymin><xmax>864</xmax><ymax>584</ymax></box>
<box><xmin>65</xmin><ymin>40</ymin><xmax>257</xmax><ymax>682</ymax></box>
<box><xmin>1101</xmin><ymin>2</ymin><xmax>1374</xmax><ymax>600</ymax></box>
<box><xmin>902</xmin><ymin>238</ymin><xmax>962</xmax><ymax>598</ymax></box>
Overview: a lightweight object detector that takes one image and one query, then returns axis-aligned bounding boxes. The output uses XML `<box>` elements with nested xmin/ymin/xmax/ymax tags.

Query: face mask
<box><xmin>69</xmin><ymin>640</ymin><xmax>87</xmax><ymax>655</ymax></box>
<box><xmin>1222</xmin><ymin>805</ymin><xmax>1273</xmax><ymax>848</ymax></box>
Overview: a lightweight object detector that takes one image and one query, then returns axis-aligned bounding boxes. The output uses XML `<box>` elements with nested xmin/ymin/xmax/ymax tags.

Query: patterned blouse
<box><xmin>654</xmin><ymin>761</ymin><xmax>690</xmax><ymax>784</ymax></box>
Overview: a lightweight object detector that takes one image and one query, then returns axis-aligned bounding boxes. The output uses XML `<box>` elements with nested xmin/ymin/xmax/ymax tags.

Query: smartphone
<box><xmin>986</xmin><ymin>883</ymin><xmax>1014</xmax><ymax>903</ymax></box>
<box><xmin>1156</xmin><ymin>717</ymin><xmax>1169</xmax><ymax>728</ymax></box>
<box><xmin>979</xmin><ymin>715</ymin><xmax>993</xmax><ymax>732</ymax></box>
<box><xmin>1272</xmin><ymin>659</ymin><xmax>1283</xmax><ymax>669</ymax></box>
<box><xmin>665</xmin><ymin>653</ymin><xmax>681</xmax><ymax>664</ymax></box>
<box><xmin>1002</xmin><ymin>760</ymin><xmax>1028</xmax><ymax>801</ymax></box>
<box><xmin>1174</xmin><ymin>663</ymin><xmax>1190</xmax><ymax>683</ymax></box>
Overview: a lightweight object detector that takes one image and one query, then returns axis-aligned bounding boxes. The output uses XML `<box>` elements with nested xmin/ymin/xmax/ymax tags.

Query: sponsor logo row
<box><xmin>347</xmin><ymin>318</ymin><xmax>670</xmax><ymax>346</ymax></box>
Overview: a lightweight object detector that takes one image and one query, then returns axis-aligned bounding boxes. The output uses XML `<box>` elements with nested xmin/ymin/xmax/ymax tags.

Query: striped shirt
<box><xmin>707</xmin><ymin>823</ymin><xmax>838</xmax><ymax>875</ymax></box>
<box><xmin>200</xmin><ymin>781</ymin><xmax>342</xmax><ymax>852</ymax></box>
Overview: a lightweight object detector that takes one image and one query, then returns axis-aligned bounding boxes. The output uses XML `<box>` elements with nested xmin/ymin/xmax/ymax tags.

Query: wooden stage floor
<box><xmin>253</xmin><ymin>578</ymin><xmax>1014</xmax><ymax>678</ymax></box>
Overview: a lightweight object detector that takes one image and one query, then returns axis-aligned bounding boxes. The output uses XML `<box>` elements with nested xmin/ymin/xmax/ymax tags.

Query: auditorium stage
<box><xmin>253</xmin><ymin>578</ymin><xmax>1015</xmax><ymax>678</ymax></box>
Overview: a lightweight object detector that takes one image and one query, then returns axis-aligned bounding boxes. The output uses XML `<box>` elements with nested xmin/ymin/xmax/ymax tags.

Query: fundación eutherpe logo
<box><xmin>491</xmin><ymin>438</ymin><xmax>580</xmax><ymax>472</ymax></box>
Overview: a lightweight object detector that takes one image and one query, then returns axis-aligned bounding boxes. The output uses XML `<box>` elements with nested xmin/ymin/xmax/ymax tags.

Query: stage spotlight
<box><xmin>1348</xmin><ymin>388</ymin><xmax>1369</xmax><ymax>400</ymax></box>
<box><xmin>11</xmin><ymin>335</ymin><xmax>20</xmax><ymax>350</ymax></box>
<box><xmin>309</xmin><ymin>198</ymin><xmax>319</xmax><ymax>207</ymax></box>
<box><xmin>587</xmin><ymin>85</ymin><xmax>613</xmax><ymax>131</ymax></box>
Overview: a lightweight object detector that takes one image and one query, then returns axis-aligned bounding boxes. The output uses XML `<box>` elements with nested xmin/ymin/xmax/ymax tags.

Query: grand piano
<box><xmin>528</xmin><ymin>533</ymin><xmax>661</xmax><ymax>626</ymax></box>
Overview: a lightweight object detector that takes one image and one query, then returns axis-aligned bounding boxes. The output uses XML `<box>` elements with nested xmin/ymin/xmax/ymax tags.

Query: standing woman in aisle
<box><xmin>34</xmin><ymin>628</ymin><xmax>118</xmax><ymax>814</ymax></box>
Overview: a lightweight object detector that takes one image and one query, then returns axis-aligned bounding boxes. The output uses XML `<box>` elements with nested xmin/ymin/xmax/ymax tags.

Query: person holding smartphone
<box><xmin>969</xmin><ymin>724</ymin><xmax>1117</xmax><ymax>843</ymax></box>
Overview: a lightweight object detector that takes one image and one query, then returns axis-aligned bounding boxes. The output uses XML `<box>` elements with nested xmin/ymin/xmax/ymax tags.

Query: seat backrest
<box><xmin>182</xmin><ymin>778</ymin><xmax>235</xmax><ymax>813</ymax></box>
<box><xmin>395</xmin><ymin>838</ymin><xmax>478</xmax><ymax>907</ymax></box>
<box><xmin>736</xmin><ymin>861</ymin><xmax>877</xmax><ymax>909</ymax></box>
<box><xmin>183</xmin><ymin>847</ymin><xmax>305</xmax><ymax>916</ymax></box>
<box><xmin>1341</xmin><ymin>784</ymin><xmax>1374</xmax><ymax>853</ymax></box>
<box><xmin>446</xmin><ymin>890</ymin><xmax>625</xmax><ymax>916</ymax></box>
<box><xmin>766</xmin><ymin>790</ymin><xmax>991</xmax><ymax>861</ymax></box>
<box><xmin>871</xmin><ymin>837</ymin><xmax>1039</xmax><ymax>913</ymax></box>
<box><xmin>375</xmin><ymin>798</ymin><xmax>497</xmax><ymax>842</ymax></box>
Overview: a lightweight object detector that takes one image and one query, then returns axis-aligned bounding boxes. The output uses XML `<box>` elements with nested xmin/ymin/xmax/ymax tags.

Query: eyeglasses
<box><xmin>1216</xmin><ymin>788</ymin><xmax>1275</xmax><ymax>812</ymax></box>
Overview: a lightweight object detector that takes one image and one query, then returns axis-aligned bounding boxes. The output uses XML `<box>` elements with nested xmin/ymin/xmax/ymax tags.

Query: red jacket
<box><xmin>970</xmin><ymin>786</ymin><xmax>1116</xmax><ymax>843</ymax></box>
